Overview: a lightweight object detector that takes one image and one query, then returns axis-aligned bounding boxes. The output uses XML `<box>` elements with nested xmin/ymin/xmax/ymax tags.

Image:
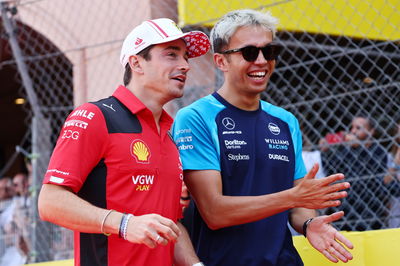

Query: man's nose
<box><xmin>179</xmin><ymin>59</ymin><xmax>190</xmax><ymax>73</ymax></box>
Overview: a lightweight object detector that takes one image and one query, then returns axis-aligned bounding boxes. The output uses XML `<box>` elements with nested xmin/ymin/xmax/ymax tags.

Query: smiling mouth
<box><xmin>171</xmin><ymin>74</ymin><xmax>186</xmax><ymax>83</ymax></box>
<box><xmin>247</xmin><ymin>71</ymin><xmax>267</xmax><ymax>79</ymax></box>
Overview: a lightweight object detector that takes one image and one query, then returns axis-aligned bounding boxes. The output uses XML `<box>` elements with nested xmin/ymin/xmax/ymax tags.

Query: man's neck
<box><xmin>126</xmin><ymin>84</ymin><xmax>163</xmax><ymax>132</ymax></box>
<box><xmin>218</xmin><ymin>84</ymin><xmax>260</xmax><ymax>111</ymax></box>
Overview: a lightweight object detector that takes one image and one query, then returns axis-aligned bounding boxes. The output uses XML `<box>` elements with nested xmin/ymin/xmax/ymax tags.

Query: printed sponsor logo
<box><xmin>178</xmin><ymin>144</ymin><xmax>194</xmax><ymax>150</ymax></box>
<box><xmin>268</xmin><ymin>123</ymin><xmax>280</xmax><ymax>135</ymax></box>
<box><xmin>224</xmin><ymin>139</ymin><xmax>247</xmax><ymax>149</ymax></box>
<box><xmin>265</xmin><ymin>138</ymin><xmax>290</xmax><ymax>150</ymax></box>
<box><xmin>268</xmin><ymin>144</ymin><xmax>288</xmax><ymax>150</ymax></box>
<box><xmin>131</xmin><ymin>140</ymin><xmax>151</xmax><ymax>163</ymax></box>
<box><xmin>62</xmin><ymin>130</ymin><xmax>80</xmax><ymax>140</ymax></box>
<box><xmin>175</xmin><ymin>136</ymin><xmax>192</xmax><ymax>143</ymax></box>
<box><xmin>70</xmin><ymin>109</ymin><xmax>95</xmax><ymax>120</ymax></box>
<box><xmin>135</xmin><ymin>37</ymin><xmax>143</xmax><ymax>45</ymax></box>
<box><xmin>266</xmin><ymin>138</ymin><xmax>289</xmax><ymax>150</ymax></box>
<box><xmin>227</xmin><ymin>153</ymin><xmax>250</xmax><ymax>161</ymax></box>
<box><xmin>222</xmin><ymin>117</ymin><xmax>235</xmax><ymax>130</ymax></box>
<box><xmin>222</xmin><ymin>130</ymin><xmax>242</xmax><ymax>135</ymax></box>
<box><xmin>175</xmin><ymin>128</ymin><xmax>192</xmax><ymax>135</ymax></box>
<box><xmin>134</xmin><ymin>37</ymin><xmax>146</xmax><ymax>49</ymax></box>
<box><xmin>63</xmin><ymin>120</ymin><xmax>88</xmax><ymax>129</ymax></box>
<box><xmin>46</xmin><ymin>169</ymin><xmax>70</xmax><ymax>176</ymax></box>
<box><xmin>102</xmin><ymin>103</ymin><xmax>116</xmax><ymax>112</ymax></box>
<box><xmin>268</xmin><ymin>153</ymin><xmax>289</xmax><ymax>162</ymax></box>
<box><xmin>132</xmin><ymin>174</ymin><xmax>154</xmax><ymax>191</ymax></box>
<box><xmin>265</xmin><ymin>139</ymin><xmax>289</xmax><ymax>145</ymax></box>
<box><xmin>49</xmin><ymin>176</ymin><xmax>64</xmax><ymax>184</ymax></box>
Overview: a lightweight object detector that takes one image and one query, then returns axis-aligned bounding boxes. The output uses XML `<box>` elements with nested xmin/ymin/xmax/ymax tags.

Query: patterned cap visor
<box><xmin>183</xmin><ymin>31</ymin><xmax>211</xmax><ymax>58</ymax></box>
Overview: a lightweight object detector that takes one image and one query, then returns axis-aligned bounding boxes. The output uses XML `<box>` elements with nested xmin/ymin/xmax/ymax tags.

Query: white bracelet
<box><xmin>100</xmin><ymin>209</ymin><xmax>115</xmax><ymax>236</ymax></box>
<box><xmin>192</xmin><ymin>263</ymin><xmax>205</xmax><ymax>266</ymax></box>
<box><xmin>122</xmin><ymin>214</ymin><xmax>133</xmax><ymax>240</ymax></box>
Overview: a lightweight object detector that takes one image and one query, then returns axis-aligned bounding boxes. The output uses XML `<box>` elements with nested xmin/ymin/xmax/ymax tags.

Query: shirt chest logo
<box><xmin>268</xmin><ymin>122</ymin><xmax>281</xmax><ymax>135</ymax></box>
<box><xmin>132</xmin><ymin>174</ymin><xmax>154</xmax><ymax>191</ymax></box>
<box><xmin>222</xmin><ymin>117</ymin><xmax>236</xmax><ymax>130</ymax></box>
<box><xmin>131</xmin><ymin>139</ymin><xmax>151</xmax><ymax>164</ymax></box>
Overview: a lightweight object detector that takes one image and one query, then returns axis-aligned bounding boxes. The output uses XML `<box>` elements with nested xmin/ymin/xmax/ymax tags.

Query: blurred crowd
<box><xmin>0</xmin><ymin>163</ymin><xmax>31</xmax><ymax>266</ymax></box>
<box><xmin>303</xmin><ymin>115</ymin><xmax>400</xmax><ymax>231</ymax></box>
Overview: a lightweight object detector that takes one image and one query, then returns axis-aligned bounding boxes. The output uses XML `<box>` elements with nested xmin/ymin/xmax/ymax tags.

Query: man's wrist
<box><xmin>302</xmin><ymin>217</ymin><xmax>314</xmax><ymax>238</ymax></box>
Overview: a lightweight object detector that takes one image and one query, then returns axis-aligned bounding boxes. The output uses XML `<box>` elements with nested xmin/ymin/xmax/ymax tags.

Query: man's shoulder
<box><xmin>89</xmin><ymin>96</ymin><xmax>142</xmax><ymax>134</ymax></box>
<box><xmin>183</xmin><ymin>94</ymin><xmax>217</xmax><ymax>109</ymax></box>
<box><xmin>65</xmin><ymin>101</ymin><xmax>104</xmax><ymax>123</ymax></box>
<box><xmin>260</xmin><ymin>100</ymin><xmax>298</xmax><ymax>123</ymax></box>
<box><xmin>90</xmin><ymin>96</ymin><xmax>118</xmax><ymax>110</ymax></box>
<box><xmin>176</xmin><ymin>94</ymin><xmax>222</xmax><ymax>118</ymax></box>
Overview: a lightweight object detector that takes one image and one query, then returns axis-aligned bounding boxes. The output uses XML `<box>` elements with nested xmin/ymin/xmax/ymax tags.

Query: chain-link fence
<box><xmin>0</xmin><ymin>0</ymin><xmax>399</xmax><ymax>263</ymax></box>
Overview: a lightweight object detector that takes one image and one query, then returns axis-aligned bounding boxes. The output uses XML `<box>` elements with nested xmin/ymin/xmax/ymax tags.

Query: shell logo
<box><xmin>131</xmin><ymin>140</ymin><xmax>151</xmax><ymax>163</ymax></box>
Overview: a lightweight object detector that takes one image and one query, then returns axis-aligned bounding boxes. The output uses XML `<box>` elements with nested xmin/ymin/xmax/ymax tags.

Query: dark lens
<box><xmin>262</xmin><ymin>44</ymin><xmax>282</xmax><ymax>60</ymax></box>
<box><xmin>241</xmin><ymin>46</ymin><xmax>259</xmax><ymax>62</ymax></box>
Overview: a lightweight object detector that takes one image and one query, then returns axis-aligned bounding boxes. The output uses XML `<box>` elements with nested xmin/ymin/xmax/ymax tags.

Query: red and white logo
<box><xmin>135</xmin><ymin>37</ymin><xmax>143</xmax><ymax>45</ymax></box>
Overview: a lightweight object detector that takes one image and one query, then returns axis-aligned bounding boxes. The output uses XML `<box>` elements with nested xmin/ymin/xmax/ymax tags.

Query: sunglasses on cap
<box><xmin>220</xmin><ymin>42</ymin><xmax>282</xmax><ymax>62</ymax></box>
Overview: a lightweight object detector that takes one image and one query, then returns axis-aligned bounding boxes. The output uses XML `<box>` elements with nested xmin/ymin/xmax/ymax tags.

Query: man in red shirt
<box><xmin>38</xmin><ymin>18</ymin><xmax>210</xmax><ymax>266</ymax></box>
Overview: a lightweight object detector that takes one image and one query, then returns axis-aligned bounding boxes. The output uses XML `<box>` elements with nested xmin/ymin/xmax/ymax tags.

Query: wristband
<box><xmin>122</xmin><ymin>214</ymin><xmax>133</xmax><ymax>240</ymax></box>
<box><xmin>192</xmin><ymin>263</ymin><xmax>205</xmax><ymax>266</ymax></box>
<box><xmin>302</xmin><ymin>218</ymin><xmax>314</xmax><ymax>238</ymax></box>
<box><xmin>118</xmin><ymin>213</ymin><xmax>127</xmax><ymax>238</ymax></box>
<box><xmin>100</xmin><ymin>209</ymin><xmax>115</xmax><ymax>236</ymax></box>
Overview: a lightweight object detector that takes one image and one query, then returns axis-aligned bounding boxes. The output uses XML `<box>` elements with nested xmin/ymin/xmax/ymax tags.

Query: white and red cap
<box><xmin>120</xmin><ymin>18</ymin><xmax>211</xmax><ymax>67</ymax></box>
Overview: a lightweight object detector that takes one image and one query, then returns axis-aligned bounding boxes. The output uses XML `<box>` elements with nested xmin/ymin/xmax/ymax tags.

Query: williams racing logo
<box><xmin>131</xmin><ymin>140</ymin><xmax>151</xmax><ymax>164</ymax></box>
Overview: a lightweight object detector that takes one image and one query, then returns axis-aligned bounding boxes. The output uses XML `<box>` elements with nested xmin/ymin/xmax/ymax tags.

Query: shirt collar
<box><xmin>112</xmin><ymin>85</ymin><xmax>173</xmax><ymax>127</ymax></box>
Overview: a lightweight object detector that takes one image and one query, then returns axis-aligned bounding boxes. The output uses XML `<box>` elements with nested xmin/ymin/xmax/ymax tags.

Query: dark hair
<box><xmin>212</xmin><ymin>37</ymin><xmax>226</xmax><ymax>54</ymax></box>
<box><xmin>123</xmin><ymin>45</ymin><xmax>154</xmax><ymax>86</ymax></box>
<box><xmin>123</xmin><ymin>64</ymin><xmax>132</xmax><ymax>86</ymax></box>
<box><xmin>354</xmin><ymin>111</ymin><xmax>375</xmax><ymax>130</ymax></box>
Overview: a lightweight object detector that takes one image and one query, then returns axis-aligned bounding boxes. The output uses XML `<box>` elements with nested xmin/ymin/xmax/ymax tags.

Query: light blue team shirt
<box><xmin>172</xmin><ymin>92</ymin><xmax>307</xmax><ymax>266</ymax></box>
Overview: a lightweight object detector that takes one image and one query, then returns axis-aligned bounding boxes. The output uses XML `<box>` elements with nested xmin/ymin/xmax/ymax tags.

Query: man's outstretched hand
<box><xmin>306</xmin><ymin>211</ymin><xmax>354</xmax><ymax>263</ymax></box>
<box><xmin>294</xmin><ymin>163</ymin><xmax>350</xmax><ymax>209</ymax></box>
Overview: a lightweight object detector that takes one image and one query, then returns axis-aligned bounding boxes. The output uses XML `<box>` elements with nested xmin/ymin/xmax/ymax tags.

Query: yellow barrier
<box><xmin>26</xmin><ymin>259</ymin><xmax>72</xmax><ymax>266</ymax></box>
<box><xmin>178</xmin><ymin>0</ymin><xmax>400</xmax><ymax>41</ymax></box>
<box><xmin>26</xmin><ymin>228</ymin><xmax>400</xmax><ymax>266</ymax></box>
<box><xmin>293</xmin><ymin>228</ymin><xmax>400</xmax><ymax>266</ymax></box>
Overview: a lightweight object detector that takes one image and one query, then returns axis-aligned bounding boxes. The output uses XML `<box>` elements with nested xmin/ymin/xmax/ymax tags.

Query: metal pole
<box><xmin>1</xmin><ymin>2</ymin><xmax>42</xmax><ymax>119</ymax></box>
<box><xmin>1</xmin><ymin>2</ymin><xmax>42</xmax><ymax>262</ymax></box>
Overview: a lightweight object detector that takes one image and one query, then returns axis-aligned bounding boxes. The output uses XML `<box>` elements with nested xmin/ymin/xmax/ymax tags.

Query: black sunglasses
<box><xmin>220</xmin><ymin>42</ymin><xmax>282</xmax><ymax>62</ymax></box>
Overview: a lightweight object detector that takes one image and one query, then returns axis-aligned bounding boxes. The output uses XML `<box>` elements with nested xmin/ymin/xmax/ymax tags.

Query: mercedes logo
<box><xmin>222</xmin><ymin>117</ymin><xmax>235</xmax><ymax>130</ymax></box>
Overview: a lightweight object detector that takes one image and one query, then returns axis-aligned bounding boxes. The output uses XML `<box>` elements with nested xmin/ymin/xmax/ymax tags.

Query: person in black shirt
<box><xmin>321</xmin><ymin>114</ymin><xmax>388</xmax><ymax>231</ymax></box>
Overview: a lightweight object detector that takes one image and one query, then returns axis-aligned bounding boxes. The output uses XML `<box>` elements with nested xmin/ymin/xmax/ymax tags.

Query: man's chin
<box><xmin>166</xmin><ymin>89</ymin><xmax>184</xmax><ymax>101</ymax></box>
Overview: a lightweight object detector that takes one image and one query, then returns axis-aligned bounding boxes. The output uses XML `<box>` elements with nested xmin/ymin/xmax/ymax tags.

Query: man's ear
<box><xmin>128</xmin><ymin>55</ymin><xmax>144</xmax><ymax>74</ymax></box>
<box><xmin>213</xmin><ymin>53</ymin><xmax>229</xmax><ymax>72</ymax></box>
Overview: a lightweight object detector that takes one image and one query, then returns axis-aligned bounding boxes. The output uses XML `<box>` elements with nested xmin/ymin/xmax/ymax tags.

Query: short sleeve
<box><xmin>43</xmin><ymin>103</ymin><xmax>108</xmax><ymax>193</ymax></box>
<box><xmin>292</xmin><ymin>118</ymin><xmax>307</xmax><ymax>180</ymax></box>
<box><xmin>172</xmin><ymin>107</ymin><xmax>220</xmax><ymax>171</ymax></box>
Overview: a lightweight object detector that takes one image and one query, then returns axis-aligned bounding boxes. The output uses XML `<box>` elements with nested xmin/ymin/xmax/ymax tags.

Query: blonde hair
<box><xmin>210</xmin><ymin>9</ymin><xmax>279</xmax><ymax>53</ymax></box>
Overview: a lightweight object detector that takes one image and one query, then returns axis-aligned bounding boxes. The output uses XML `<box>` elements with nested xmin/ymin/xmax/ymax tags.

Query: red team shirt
<box><xmin>43</xmin><ymin>85</ymin><xmax>183</xmax><ymax>266</ymax></box>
